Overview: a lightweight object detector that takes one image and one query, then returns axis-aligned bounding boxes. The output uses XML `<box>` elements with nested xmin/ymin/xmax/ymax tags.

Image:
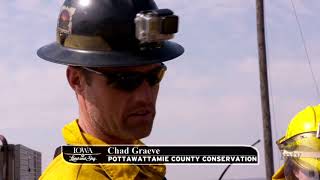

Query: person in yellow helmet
<box><xmin>272</xmin><ymin>105</ymin><xmax>320</xmax><ymax>180</ymax></box>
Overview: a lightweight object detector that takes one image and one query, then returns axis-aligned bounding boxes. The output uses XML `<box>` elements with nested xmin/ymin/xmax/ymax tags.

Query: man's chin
<box><xmin>125</xmin><ymin>127</ymin><xmax>153</xmax><ymax>141</ymax></box>
<box><xmin>136</xmin><ymin>128</ymin><xmax>153</xmax><ymax>139</ymax></box>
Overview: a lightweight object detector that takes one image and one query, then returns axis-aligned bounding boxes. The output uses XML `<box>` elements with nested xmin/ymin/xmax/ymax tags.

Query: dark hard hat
<box><xmin>37</xmin><ymin>0</ymin><xmax>184</xmax><ymax>67</ymax></box>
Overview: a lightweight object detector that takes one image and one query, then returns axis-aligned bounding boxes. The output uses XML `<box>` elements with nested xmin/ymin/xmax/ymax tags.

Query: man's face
<box><xmin>81</xmin><ymin>63</ymin><xmax>162</xmax><ymax>143</ymax></box>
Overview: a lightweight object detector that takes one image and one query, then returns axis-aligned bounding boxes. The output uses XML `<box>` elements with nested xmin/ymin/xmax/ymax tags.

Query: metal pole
<box><xmin>256</xmin><ymin>0</ymin><xmax>274</xmax><ymax>179</ymax></box>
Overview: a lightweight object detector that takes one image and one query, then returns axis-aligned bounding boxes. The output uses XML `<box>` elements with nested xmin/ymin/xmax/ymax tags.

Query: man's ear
<box><xmin>66</xmin><ymin>66</ymin><xmax>86</xmax><ymax>94</ymax></box>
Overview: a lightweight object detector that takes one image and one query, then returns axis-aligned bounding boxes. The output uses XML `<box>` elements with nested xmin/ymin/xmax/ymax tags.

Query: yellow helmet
<box><xmin>276</xmin><ymin>105</ymin><xmax>320</xmax><ymax>179</ymax></box>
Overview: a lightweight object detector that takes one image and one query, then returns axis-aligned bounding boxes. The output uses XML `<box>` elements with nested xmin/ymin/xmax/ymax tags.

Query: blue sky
<box><xmin>1</xmin><ymin>0</ymin><xmax>320</xmax><ymax>179</ymax></box>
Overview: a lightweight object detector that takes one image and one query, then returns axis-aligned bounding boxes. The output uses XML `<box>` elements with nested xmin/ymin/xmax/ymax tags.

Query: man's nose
<box><xmin>133</xmin><ymin>80</ymin><xmax>155</xmax><ymax>103</ymax></box>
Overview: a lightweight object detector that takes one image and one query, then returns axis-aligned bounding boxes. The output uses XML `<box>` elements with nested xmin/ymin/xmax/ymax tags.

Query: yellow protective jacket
<box><xmin>272</xmin><ymin>165</ymin><xmax>285</xmax><ymax>180</ymax></box>
<box><xmin>40</xmin><ymin>120</ymin><xmax>166</xmax><ymax>180</ymax></box>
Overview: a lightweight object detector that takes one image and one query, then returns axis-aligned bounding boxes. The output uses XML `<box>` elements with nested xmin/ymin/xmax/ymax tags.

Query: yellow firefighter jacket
<box><xmin>39</xmin><ymin>120</ymin><xmax>166</xmax><ymax>180</ymax></box>
<box><xmin>272</xmin><ymin>165</ymin><xmax>285</xmax><ymax>180</ymax></box>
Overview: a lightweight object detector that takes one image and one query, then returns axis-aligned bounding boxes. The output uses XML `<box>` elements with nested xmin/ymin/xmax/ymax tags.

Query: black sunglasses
<box><xmin>82</xmin><ymin>63</ymin><xmax>167</xmax><ymax>92</ymax></box>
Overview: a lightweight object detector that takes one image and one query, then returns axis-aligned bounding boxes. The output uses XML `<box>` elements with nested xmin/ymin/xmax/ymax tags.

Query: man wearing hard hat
<box><xmin>37</xmin><ymin>0</ymin><xmax>184</xmax><ymax>179</ymax></box>
<box><xmin>272</xmin><ymin>105</ymin><xmax>320</xmax><ymax>180</ymax></box>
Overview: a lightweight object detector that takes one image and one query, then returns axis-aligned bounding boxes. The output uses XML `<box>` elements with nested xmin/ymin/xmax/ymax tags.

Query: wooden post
<box><xmin>256</xmin><ymin>0</ymin><xmax>274</xmax><ymax>179</ymax></box>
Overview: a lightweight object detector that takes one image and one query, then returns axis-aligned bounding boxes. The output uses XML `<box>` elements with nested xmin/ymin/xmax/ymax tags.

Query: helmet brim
<box><xmin>37</xmin><ymin>41</ymin><xmax>184</xmax><ymax>67</ymax></box>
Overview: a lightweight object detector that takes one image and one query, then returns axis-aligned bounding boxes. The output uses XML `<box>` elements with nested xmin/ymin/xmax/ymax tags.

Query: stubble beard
<box><xmin>87</xmin><ymin>104</ymin><xmax>137</xmax><ymax>143</ymax></box>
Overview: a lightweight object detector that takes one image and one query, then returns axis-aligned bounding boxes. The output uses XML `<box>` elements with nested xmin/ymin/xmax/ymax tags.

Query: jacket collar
<box><xmin>272</xmin><ymin>165</ymin><xmax>285</xmax><ymax>180</ymax></box>
<box><xmin>62</xmin><ymin>120</ymin><xmax>166</xmax><ymax>179</ymax></box>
